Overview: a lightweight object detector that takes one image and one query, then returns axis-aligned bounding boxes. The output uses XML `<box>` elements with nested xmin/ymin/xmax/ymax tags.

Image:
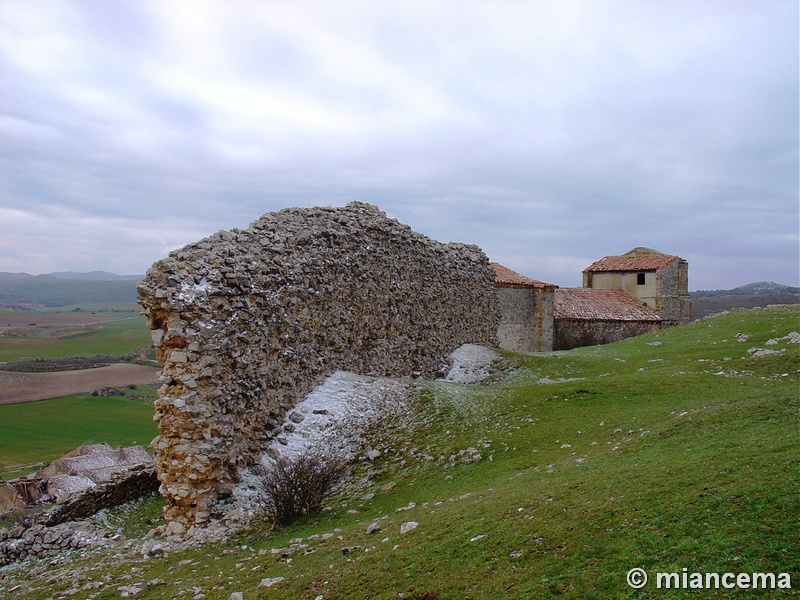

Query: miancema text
<box><xmin>657</xmin><ymin>569</ymin><xmax>792</xmax><ymax>590</ymax></box>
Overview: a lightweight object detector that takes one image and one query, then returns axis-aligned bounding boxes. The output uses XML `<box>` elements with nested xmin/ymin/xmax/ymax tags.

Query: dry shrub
<box><xmin>261</xmin><ymin>450</ymin><xmax>347</xmax><ymax>524</ymax></box>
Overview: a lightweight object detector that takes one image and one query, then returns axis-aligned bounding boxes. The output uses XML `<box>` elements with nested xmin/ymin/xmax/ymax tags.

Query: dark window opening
<box><xmin>637</xmin><ymin>273</ymin><xmax>646</xmax><ymax>285</ymax></box>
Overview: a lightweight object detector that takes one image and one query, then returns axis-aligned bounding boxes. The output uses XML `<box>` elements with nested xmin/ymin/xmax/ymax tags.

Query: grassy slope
<box><xmin>0</xmin><ymin>387</ymin><xmax>159</xmax><ymax>478</ymax></box>
<box><xmin>3</xmin><ymin>306</ymin><xmax>798</xmax><ymax>599</ymax></box>
<box><xmin>0</xmin><ymin>278</ymin><xmax>138</xmax><ymax>308</ymax></box>
<box><xmin>0</xmin><ymin>314</ymin><xmax>151</xmax><ymax>362</ymax></box>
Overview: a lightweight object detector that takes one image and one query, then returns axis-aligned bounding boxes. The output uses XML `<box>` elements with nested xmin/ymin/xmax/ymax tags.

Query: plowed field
<box><xmin>0</xmin><ymin>364</ymin><xmax>160</xmax><ymax>404</ymax></box>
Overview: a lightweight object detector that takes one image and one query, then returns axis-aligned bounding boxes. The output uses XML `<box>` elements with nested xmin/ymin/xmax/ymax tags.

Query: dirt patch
<box><xmin>0</xmin><ymin>364</ymin><xmax>161</xmax><ymax>404</ymax></box>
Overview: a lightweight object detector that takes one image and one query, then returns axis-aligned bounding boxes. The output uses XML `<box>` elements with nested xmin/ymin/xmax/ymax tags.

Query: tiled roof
<box><xmin>584</xmin><ymin>247</ymin><xmax>679</xmax><ymax>273</ymax></box>
<box><xmin>491</xmin><ymin>262</ymin><xmax>556</xmax><ymax>289</ymax></box>
<box><xmin>554</xmin><ymin>288</ymin><xmax>661</xmax><ymax>321</ymax></box>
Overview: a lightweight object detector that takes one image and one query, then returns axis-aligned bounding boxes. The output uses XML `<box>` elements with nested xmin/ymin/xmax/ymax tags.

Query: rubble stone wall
<box><xmin>553</xmin><ymin>318</ymin><xmax>661</xmax><ymax>351</ymax></box>
<box><xmin>655</xmin><ymin>259</ymin><xmax>692</xmax><ymax>326</ymax></box>
<box><xmin>0</xmin><ymin>521</ymin><xmax>100</xmax><ymax>565</ymax></box>
<box><xmin>137</xmin><ymin>202</ymin><xmax>499</xmax><ymax>528</ymax></box>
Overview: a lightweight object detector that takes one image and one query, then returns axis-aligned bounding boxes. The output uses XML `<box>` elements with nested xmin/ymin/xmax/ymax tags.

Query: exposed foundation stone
<box><xmin>137</xmin><ymin>202</ymin><xmax>499</xmax><ymax>527</ymax></box>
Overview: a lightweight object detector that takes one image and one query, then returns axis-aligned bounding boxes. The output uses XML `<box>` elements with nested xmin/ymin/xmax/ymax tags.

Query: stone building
<box><xmin>493</xmin><ymin>247</ymin><xmax>690</xmax><ymax>352</ymax></box>
<box><xmin>492</xmin><ymin>263</ymin><xmax>556</xmax><ymax>352</ymax></box>
<box><xmin>582</xmin><ymin>247</ymin><xmax>691</xmax><ymax>326</ymax></box>
<box><xmin>553</xmin><ymin>288</ymin><xmax>662</xmax><ymax>350</ymax></box>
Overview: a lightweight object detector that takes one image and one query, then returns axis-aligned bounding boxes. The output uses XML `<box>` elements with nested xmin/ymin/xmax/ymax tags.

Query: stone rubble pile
<box><xmin>0</xmin><ymin>521</ymin><xmax>102</xmax><ymax>565</ymax></box>
<box><xmin>0</xmin><ymin>443</ymin><xmax>158</xmax><ymax>565</ymax></box>
<box><xmin>138</xmin><ymin>202</ymin><xmax>499</xmax><ymax>528</ymax></box>
<box><xmin>747</xmin><ymin>330</ymin><xmax>799</xmax><ymax>357</ymax></box>
<box><xmin>0</xmin><ymin>444</ymin><xmax>156</xmax><ymax>520</ymax></box>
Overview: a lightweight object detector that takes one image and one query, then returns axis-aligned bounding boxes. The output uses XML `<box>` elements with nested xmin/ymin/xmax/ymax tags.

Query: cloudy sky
<box><xmin>0</xmin><ymin>1</ymin><xmax>797</xmax><ymax>289</ymax></box>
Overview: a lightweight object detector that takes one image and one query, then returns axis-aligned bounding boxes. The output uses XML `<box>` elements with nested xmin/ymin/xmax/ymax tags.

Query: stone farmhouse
<box><xmin>582</xmin><ymin>247</ymin><xmax>691</xmax><ymax>327</ymax></box>
<box><xmin>494</xmin><ymin>247</ymin><xmax>691</xmax><ymax>352</ymax></box>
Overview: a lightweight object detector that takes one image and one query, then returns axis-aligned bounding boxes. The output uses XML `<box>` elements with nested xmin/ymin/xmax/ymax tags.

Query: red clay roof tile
<box><xmin>491</xmin><ymin>262</ymin><xmax>556</xmax><ymax>289</ymax></box>
<box><xmin>583</xmin><ymin>247</ymin><xmax>679</xmax><ymax>273</ymax></box>
<box><xmin>554</xmin><ymin>288</ymin><xmax>661</xmax><ymax>321</ymax></box>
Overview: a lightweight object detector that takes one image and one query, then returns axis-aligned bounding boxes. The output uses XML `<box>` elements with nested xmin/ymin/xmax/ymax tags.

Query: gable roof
<box><xmin>491</xmin><ymin>262</ymin><xmax>556</xmax><ymax>289</ymax></box>
<box><xmin>554</xmin><ymin>288</ymin><xmax>661</xmax><ymax>321</ymax></box>
<box><xmin>583</xmin><ymin>247</ymin><xmax>680</xmax><ymax>273</ymax></box>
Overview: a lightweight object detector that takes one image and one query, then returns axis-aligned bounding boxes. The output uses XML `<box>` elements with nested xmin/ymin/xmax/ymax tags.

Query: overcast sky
<box><xmin>0</xmin><ymin>1</ymin><xmax>797</xmax><ymax>289</ymax></box>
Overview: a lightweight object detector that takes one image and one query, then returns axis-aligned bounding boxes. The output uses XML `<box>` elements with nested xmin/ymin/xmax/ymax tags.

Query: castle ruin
<box><xmin>137</xmin><ymin>202</ymin><xmax>499</xmax><ymax>528</ymax></box>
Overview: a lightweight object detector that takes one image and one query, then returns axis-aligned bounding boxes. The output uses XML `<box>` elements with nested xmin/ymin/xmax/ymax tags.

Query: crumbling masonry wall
<box><xmin>655</xmin><ymin>258</ymin><xmax>691</xmax><ymax>326</ymax></box>
<box><xmin>137</xmin><ymin>202</ymin><xmax>499</xmax><ymax>528</ymax></box>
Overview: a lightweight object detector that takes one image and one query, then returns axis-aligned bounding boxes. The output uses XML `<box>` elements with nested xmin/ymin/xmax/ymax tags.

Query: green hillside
<box><xmin>0</xmin><ymin>274</ymin><xmax>139</xmax><ymax>309</ymax></box>
<box><xmin>691</xmin><ymin>281</ymin><xmax>800</xmax><ymax>297</ymax></box>
<box><xmin>0</xmin><ymin>389</ymin><xmax>159</xmax><ymax>478</ymax></box>
<box><xmin>3</xmin><ymin>306</ymin><xmax>798</xmax><ymax>599</ymax></box>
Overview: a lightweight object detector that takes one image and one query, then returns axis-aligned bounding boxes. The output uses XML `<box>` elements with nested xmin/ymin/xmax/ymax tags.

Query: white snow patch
<box><xmin>439</xmin><ymin>344</ymin><xmax>499</xmax><ymax>383</ymax></box>
<box><xmin>225</xmin><ymin>370</ymin><xmax>417</xmax><ymax>522</ymax></box>
<box><xmin>264</xmin><ymin>370</ymin><xmax>414</xmax><ymax>462</ymax></box>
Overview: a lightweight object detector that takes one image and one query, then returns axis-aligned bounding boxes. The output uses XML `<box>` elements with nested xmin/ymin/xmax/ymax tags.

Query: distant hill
<box><xmin>0</xmin><ymin>271</ymin><xmax>142</xmax><ymax>282</ymax></box>
<box><xmin>46</xmin><ymin>271</ymin><xmax>142</xmax><ymax>281</ymax></box>
<box><xmin>690</xmin><ymin>281</ymin><xmax>799</xmax><ymax>319</ymax></box>
<box><xmin>691</xmin><ymin>281</ymin><xmax>800</xmax><ymax>298</ymax></box>
<box><xmin>0</xmin><ymin>272</ymin><xmax>142</xmax><ymax>310</ymax></box>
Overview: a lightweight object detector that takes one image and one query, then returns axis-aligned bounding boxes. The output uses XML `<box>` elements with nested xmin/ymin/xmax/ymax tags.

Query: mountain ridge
<box><xmin>691</xmin><ymin>281</ymin><xmax>799</xmax><ymax>298</ymax></box>
<box><xmin>0</xmin><ymin>271</ymin><xmax>142</xmax><ymax>282</ymax></box>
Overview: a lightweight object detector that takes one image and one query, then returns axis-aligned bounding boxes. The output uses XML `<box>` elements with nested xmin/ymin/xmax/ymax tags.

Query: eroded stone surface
<box><xmin>137</xmin><ymin>202</ymin><xmax>499</xmax><ymax>527</ymax></box>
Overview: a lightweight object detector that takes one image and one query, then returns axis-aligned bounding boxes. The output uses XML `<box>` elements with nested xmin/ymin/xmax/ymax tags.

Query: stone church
<box><xmin>494</xmin><ymin>247</ymin><xmax>691</xmax><ymax>352</ymax></box>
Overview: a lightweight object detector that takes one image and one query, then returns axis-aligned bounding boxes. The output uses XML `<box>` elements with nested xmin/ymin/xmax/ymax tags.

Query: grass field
<box><xmin>0</xmin><ymin>312</ymin><xmax>151</xmax><ymax>362</ymax></box>
<box><xmin>0</xmin><ymin>308</ymin><xmax>158</xmax><ymax>476</ymax></box>
<box><xmin>1</xmin><ymin>306</ymin><xmax>798</xmax><ymax>599</ymax></box>
<box><xmin>0</xmin><ymin>387</ymin><xmax>159</xmax><ymax>478</ymax></box>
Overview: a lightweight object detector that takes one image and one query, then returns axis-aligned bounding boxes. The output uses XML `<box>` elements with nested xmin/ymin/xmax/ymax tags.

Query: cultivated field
<box><xmin>0</xmin><ymin>389</ymin><xmax>159</xmax><ymax>478</ymax></box>
<box><xmin>0</xmin><ymin>364</ymin><xmax>160</xmax><ymax>404</ymax></box>
<box><xmin>0</xmin><ymin>311</ymin><xmax>151</xmax><ymax>362</ymax></box>
<box><xmin>0</xmin><ymin>309</ymin><xmax>158</xmax><ymax>402</ymax></box>
<box><xmin>0</xmin><ymin>311</ymin><xmax>121</xmax><ymax>330</ymax></box>
<box><xmin>0</xmin><ymin>308</ymin><xmax>160</xmax><ymax>477</ymax></box>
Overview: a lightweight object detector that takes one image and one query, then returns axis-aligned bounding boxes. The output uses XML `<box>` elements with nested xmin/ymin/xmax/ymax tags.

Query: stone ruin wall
<box><xmin>137</xmin><ymin>202</ymin><xmax>499</xmax><ymax>528</ymax></box>
<box><xmin>655</xmin><ymin>259</ymin><xmax>692</xmax><ymax>326</ymax></box>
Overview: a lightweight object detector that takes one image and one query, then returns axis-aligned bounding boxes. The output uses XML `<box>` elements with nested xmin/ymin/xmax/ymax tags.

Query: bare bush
<box><xmin>260</xmin><ymin>451</ymin><xmax>347</xmax><ymax>524</ymax></box>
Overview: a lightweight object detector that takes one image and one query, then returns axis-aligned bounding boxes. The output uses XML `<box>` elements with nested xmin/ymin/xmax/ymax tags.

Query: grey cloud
<box><xmin>0</xmin><ymin>0</ymin><xmax>796</xmax><ymax>288</ymax></box>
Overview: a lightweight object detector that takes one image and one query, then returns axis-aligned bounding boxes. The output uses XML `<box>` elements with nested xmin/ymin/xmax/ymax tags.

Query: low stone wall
<box><xmin>0</xmin><ymin>521</ymin><xmax>100</xmax><ymax>565</ymax></box>
<box><xmin>41</xmin><ymin>465</ymin><xmax>158</xmax><ymax>527</ymax></box>
<box><xmin>554</xmin><ymin>318</ymin><xmax>661</xmax><ymax>351</ymax></box>
<box><xmin>0</xmin><ymin>465</ymin><xmax>157</xmax><ymax>565</ymax></box>
<box><xmin>137</xmin><ymin>202</ymin><xmax>499</xmax><ymax>528</ymax></box>
<box><xmin>1</xmin><ymin>444</ymin><xmax>155</xmax><ymax>516</ymax></box>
